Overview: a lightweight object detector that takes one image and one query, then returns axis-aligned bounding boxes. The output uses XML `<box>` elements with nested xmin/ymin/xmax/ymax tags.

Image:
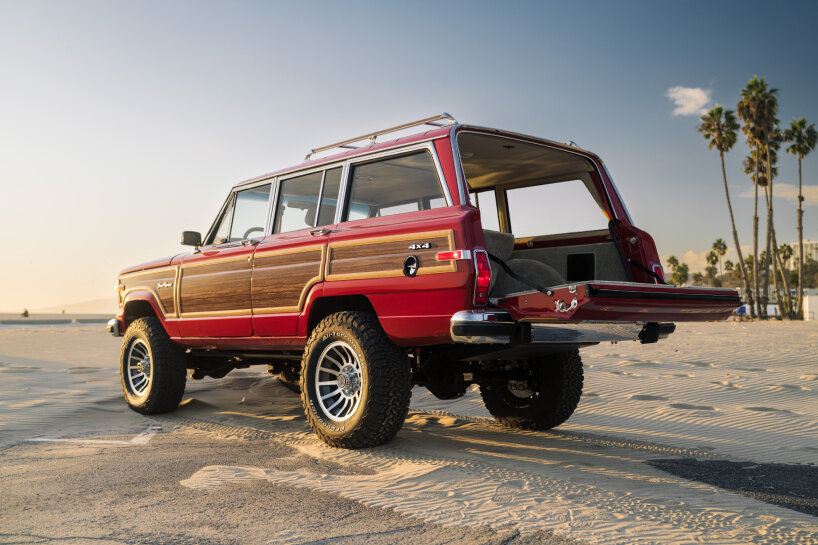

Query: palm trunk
<box><xmin>797</xmin><ymin>155</ymin><xmax>805</xmax><ymax>319</ymax></box>
<box><xmin>764</xmin><ymin>185</ymin><xmax>781</xmax><ymax>317</ymax></box>
<box><xmin>772</xmin><ymin>229</ymin><xmax>794</xmax><ymax>318</ymax></box>
<box><xmin>764</xmin><ymin>137</ymin><xmax>790</xmax><ymax>318</ymax></box>
<box><xmin>753</xmin><ymin>153</ymin><xmax>763</xmax><ymax>318</ymax></box>
<box><xmin>720</xmin><ymin>151</ymin><xmax>754</xmax><ymax>317</ymax></box>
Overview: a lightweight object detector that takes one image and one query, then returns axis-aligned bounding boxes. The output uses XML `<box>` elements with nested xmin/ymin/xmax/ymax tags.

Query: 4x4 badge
<box><xmin>403</xmin><ymin>255</ymin><xmax>419</xmax><ymax>277</ymax></box>
<box><xmin>408</xmin><ymin>242</ymin><xmax>430</xmax><ymax>250</ymax></box>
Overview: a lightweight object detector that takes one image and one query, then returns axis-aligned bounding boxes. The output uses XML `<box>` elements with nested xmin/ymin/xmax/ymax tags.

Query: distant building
<box><xmin>791</xmin><ymin>240</ymin><xmax>818</xmax><ymax>263</ymax></box>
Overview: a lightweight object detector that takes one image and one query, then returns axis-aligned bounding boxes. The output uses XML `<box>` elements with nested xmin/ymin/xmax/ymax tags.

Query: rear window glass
<box><xmin>506</xmin><ymin>180</ymin><xmax>609</xmax><ymax>237</ymax></box>
<box><xmin>345</xmin><ymin>151</ymin><xmax>445</xmax><ymax>221</ymax></box>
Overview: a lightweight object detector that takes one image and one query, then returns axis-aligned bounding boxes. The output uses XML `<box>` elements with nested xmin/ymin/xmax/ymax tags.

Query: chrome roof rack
<box><xmin>305</xmin><ymin>112</ymin><xmax>457</xmax><ymax>160</ymax></box>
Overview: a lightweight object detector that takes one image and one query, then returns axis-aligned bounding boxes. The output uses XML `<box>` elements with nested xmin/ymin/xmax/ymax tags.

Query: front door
<box><xmin>178</xmin><ymin>182</ymin><xmax>272</xmax><ymax>337</ymax></box>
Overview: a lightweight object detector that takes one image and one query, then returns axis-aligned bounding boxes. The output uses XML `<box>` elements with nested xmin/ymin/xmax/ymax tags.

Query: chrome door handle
<box><xmin>310</xmin><ymin>228</ymin><xmax>332</xmax><ymax>236</ymax></box>
<box><xmin>240</xmin><ymin>239</ymin><xmax>260</xmax><ymax>246</ymax></box>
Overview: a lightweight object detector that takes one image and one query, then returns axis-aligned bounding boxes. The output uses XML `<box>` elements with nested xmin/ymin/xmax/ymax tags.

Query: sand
<box><xmin>1</xmin><ymin>321</ymin><xmax>816</xmax><ymax>544</ymax></box>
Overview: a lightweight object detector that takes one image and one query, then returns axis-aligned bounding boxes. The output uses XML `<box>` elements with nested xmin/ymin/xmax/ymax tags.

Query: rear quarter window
<box><xmin>344</xmin><ymin>151</ymin><xmax>446</xmax><ymax>221</ymax></box>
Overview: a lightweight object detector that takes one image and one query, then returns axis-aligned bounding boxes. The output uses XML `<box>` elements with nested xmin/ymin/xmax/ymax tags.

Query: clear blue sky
<box><xmin>1</xmin><ymin>0</ymin><xmax>816</xmax><ymax>310</ymax></box>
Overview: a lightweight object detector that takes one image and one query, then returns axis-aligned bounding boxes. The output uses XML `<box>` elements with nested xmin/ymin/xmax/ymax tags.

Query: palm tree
<box><xmin>779</xmin><ymin>243</ymin><xmax>793</xmax><ymax>269</ymax></box>
<box><xmin>692</xmin><ymin>272</ymin><xmax>704</xmax><ymax>286</ymax></box>
<box><xmin>672</xmin><ymin>263</ymin><xmax>690</xmax><ymax>286</ymax></box>
<box><xmin>667</xmin><ymin>255</ymin><xmax>679</xmax><ymax>271</ymax></box>
<box><xmin>725</xmin><ymin>260</ymin><xmax>734</xmax><ymax>273</ymax></box>
<box><xmin>783</xmin><ymin>117</ymin><xmax>818</xmax><ymax>319</ymax></box>
<box><xmin>738</xmin><ymin>76</ymin><xmax>778</xmax><ymax>318</ymax></box>
<box><xmin>712</xmin><ymin>238</ymin><xmax>728</xmax><ymax>275</ymax></box>
<box><xmin>698</xmin><ymin>106</ymin><xmax>754</xmax><ymax>316</ymax></box>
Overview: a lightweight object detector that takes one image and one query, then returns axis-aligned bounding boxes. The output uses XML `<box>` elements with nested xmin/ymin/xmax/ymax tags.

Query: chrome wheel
<box><xmin>126</xmin><ymin>339</ymin><xmax>152</xmax><ymax>397</ymax></box>
<box><xmin>314</xmin><ymin>341</ymin><xmax>362</xmax><ymax>422</ymax></box>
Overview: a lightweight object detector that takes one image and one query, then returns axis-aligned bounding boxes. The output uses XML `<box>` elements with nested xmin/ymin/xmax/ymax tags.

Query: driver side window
<box><xmin>226</xmin><ymin>183</ymin><xmax>272</xmax><ymax>243</ymax></box>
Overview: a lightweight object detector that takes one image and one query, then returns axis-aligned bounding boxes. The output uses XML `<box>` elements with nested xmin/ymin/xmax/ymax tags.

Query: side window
<box><xmin>275</xmin><ymin>172</ymin><xmax>323</xmax><ymax>233</ymax></box>
<box><xmin>316</xmin><ymin>167</ymin><xmax>342</xmax><ymax>227</ymax></box>
<box><xmin>228</xmin><ymin>183</ymin><xmax>272</xmax><ymax>242</ymax></box>
<box><xmin>475</xmin><ymin>190</ymin><xmax>500</xmax><ymax>232</ymax></box>
<box><xmin>506</xmin><ymin>179</ymin><xmax>608</xmax><ymax>237</ymax></box>
<box><xmin>344</xmin><ymin>151</ymin><xmax>446</xmax><ymax>221</ymax></box>
<box><xmin>210</xmin><ymin>196</ymin><xmax>235</xmax><ymax>245</ymax></box>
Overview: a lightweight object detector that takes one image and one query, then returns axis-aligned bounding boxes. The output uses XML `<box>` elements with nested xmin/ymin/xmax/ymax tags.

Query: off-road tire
<box><xmin>300</xmin><ymin>311</ymin><xmax>411</xmax><ymax>448</ymax></box>
<box><xmin>120</xmin><ymin>317</ymin><xmax>187</xmax><ymax>414</ymax></box>
<box><xmin>480</xmin><ymin>350</ymin><xmax>583</xmax><ymax>430</ymax></box>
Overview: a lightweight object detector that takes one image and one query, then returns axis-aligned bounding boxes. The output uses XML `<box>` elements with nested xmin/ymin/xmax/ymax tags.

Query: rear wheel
<box><xmin>300</xmin><ymin>311</ymin><xmax>411</xmax><ymax>448</ymax></box>
<box><xmin>120</xmin><ymin>317</ymin><xmax>187</xmax><ymax>414</ymax></box>
<box><xmin>479</xmin><ymin>350</ymin><xmax>583</xmax><ymax>430</ymax></box>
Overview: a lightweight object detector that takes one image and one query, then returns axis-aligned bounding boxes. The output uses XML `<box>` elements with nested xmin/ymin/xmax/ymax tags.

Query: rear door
<box><xmin>178</xmin><ymin>182</ymin><xmax>272</xmax><ymax>337</ymax></box>
<box><xmin>497</xmin><ymin>281</ymin><xmax>741</xmax><ymax>323</ymax></box>
<box><xmin>251</xmin><ymin>167</ymin><xmax>343</xmax><ymax>336</ymax></box>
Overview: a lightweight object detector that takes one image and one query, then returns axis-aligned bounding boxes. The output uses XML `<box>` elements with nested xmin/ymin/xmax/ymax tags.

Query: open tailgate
<box><xmin>496</xmin><ymin>282</ymin><xmax>742</xmax><ymax>323</ymax></box>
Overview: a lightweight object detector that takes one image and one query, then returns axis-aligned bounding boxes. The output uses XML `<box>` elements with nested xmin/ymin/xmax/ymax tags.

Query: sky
<box><xmin>1</xmin><ymin>0</ymin><xmax>817</xmax><ymax>311</ymax></box>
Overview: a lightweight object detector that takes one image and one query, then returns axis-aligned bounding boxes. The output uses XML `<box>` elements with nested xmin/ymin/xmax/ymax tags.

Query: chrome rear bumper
<box><xmin>450</xmin><ymin>310</ymin><xmax>673</xmax><ymax>345</ymax></box>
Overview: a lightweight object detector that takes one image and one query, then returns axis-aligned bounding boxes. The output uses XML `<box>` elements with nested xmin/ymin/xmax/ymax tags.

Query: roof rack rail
<box><xmin>305</xmin><ymin>113</ymin><xmax>457</xmax><ymax>160</ymax></box>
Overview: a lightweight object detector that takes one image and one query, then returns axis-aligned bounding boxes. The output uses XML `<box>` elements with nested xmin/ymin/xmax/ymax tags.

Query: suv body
<box><xmin>110</xmin><ymin>114</ymin><xmax>740</xmax><ymax>448</ymax></box>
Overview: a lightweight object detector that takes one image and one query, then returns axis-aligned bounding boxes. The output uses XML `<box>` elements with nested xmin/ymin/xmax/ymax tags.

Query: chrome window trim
<box><xmin>449</xmin><ymin>125</ymin><xmax>469</xmax><ymax>206</ymax></box>
<box><xmin>315</xmin><ymin>170</ymin><xmax>327</xmax><ymax>228</ymax></box>
<box><xmin>333</xmin><ymin>162</ymin><xmax>351</xmax><ymax>225</ymax></box>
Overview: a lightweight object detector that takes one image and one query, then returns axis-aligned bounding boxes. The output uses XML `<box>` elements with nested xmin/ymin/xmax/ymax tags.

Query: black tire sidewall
<box><xmin>302</xmin><ymin>327</ymin><xmax>370</xmax><ymax>439</ymax></box>
<box><xmin>120</xmin><ymin>323</ymin><xmax>155</xmax><ymax>409</ymax></box>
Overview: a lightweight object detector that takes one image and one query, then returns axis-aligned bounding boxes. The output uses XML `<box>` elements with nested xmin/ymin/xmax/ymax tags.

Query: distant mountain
<box><xmin>33</xmin><ymin>297</ymin><xmax>117</xmax><ymax>314</ymax></box>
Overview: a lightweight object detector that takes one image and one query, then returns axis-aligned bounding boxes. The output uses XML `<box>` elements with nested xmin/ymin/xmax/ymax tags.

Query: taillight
<box><xmin>436</xmin><ymin>250</ymin><xmax>472</xmax><ymax>261</ymax></box>
<box><xmin>474</xmin><ymin>250</ymin><xmax>491</xmax><ymax>306</ymax></box>
<box><xmin>652</xmin><ymin>264</ymin><xmax>665</xmax><ymax>284</ymax></box>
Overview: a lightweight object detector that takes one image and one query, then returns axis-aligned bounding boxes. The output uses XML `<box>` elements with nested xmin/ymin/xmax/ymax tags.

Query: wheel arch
<box><xmin>303</xmin><ymin>294</ymin><xmax>380</xmax><ymax>337</ymax></box>
<box><xmin>122</xmin><ymin>291</ymin><xmax>173</xmax><ymax>336</ymax></box>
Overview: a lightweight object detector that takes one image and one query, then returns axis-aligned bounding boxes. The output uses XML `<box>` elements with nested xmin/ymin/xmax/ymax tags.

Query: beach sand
<box><xmin>0</xmin><ymin>322</ymin><xmax>816</xmax><ymax>544</ymax></box>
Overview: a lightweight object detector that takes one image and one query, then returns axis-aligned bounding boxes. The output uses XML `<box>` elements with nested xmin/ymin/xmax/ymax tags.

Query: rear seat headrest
<box><xmin>482</xmin><ymin>229</ymin><xmax>515</xmax><ymax>261</ymax></box>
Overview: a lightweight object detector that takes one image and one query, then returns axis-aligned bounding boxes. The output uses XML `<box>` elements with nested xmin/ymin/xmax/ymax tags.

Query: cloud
<box><xmin>740</xmin><ymin>183</ymin><xmax>818</xmax><ymax>206</ymax></box>
<box><xmin>661</xmin><ymin>244</ymin><xmax>751</xmax><ymax>274</ymax></box>
<box><xmin>666</xmin><ymin>86</ymin><xmax>711</xmax><ymax>116</ymax></box>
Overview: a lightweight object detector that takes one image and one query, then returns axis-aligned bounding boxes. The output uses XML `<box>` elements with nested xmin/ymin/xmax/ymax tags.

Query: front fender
<box><xmin>121</xmin><ymin>290</ymin><xmax>180</xmax><ymax>338</ymax></box>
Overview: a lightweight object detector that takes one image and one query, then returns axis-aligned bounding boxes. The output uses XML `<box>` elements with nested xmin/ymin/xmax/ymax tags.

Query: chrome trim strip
<box><xmin>449</xmin><ymin>125</ymin><xmax>469</xmax><ymax>205</ymax></box>
<box><xmin>530</xmin><ymin>322</ymin><xmax>644</xmax><ymax>343</ymax></box>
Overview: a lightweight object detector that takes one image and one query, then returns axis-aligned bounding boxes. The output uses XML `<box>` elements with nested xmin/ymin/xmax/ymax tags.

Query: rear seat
<box><xmin>482</xmin><ymin>230</ymin><xmax>564</xmax><ymax>298</ymax></box>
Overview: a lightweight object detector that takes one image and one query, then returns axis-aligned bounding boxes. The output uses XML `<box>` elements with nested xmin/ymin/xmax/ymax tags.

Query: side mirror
<box><xmin>181</xmin><ymin>231</ymin><xmax>202</xmax><ymax>247</ymax></box>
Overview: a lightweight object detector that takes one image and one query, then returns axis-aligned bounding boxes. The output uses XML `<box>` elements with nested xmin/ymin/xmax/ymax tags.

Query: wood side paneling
<box><xmin>179</xmin><ymin>259</ymin><xmax>252</xmax><ymax>315</ymax></box>
<box><xmin>252</xmin><ymin>247</ymin><xmax>323</xmax><ymax>312</ymax></box>
<box><xmin>327</xmin><ymin>231</ymin><xmax>455</xmax><ymax>281</ymax></box>
<box><xmin>120</xmin><ymin>267</ymin><xmax>177</xmax><ymax>316</ymax></box>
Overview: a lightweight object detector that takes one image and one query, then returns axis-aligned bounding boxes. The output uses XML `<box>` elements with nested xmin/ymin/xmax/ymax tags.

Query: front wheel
<box><xmin>120</xmin><ymin>317</ymin><xmax>187</xmax><ymax>414</ymax></box>
<box><xmin>300</xmin><ymin>311</ymin><xmax>411</xmax><ymax>448</ymax></box>
<box><xmin>480</xmin><ymin>350</ymin><xmax>583</xmax><ymax>430</ymax></box>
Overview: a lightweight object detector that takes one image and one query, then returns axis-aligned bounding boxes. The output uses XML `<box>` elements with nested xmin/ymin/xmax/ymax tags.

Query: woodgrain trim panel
<box><xmin>179</xmin><ymin>257</ymin><xmax>252</xmax><ymax>317</ymax></box>
<box><xmin>119</xmin><ymin>266</ymin><xmax>179</xmax><ymax>317</ymax></box>
<box><xmin>252</xmin><ymin>245</ymin><xmax>325</xmax><ymax>314</ymax></box>
<box><xmin>326</xmin><ymin>230</ymin><xmax>457</xmax><ymax>281</ymax></box>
